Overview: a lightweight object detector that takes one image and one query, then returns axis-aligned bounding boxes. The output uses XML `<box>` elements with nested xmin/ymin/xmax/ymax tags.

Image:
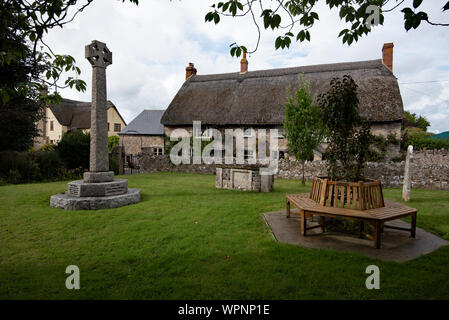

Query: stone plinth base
<box><xmin>50</xmin><ymin>188</ymin><xmax>140</xmax><ymax>211</ymax></box>
<box><xmin>68</xmin><ymin>179</ymin><xmax>128</xmax><ymax>197</ymax></box>
<box><xmin>216</xmin><ymin>164</ymin><xmax>274</xmax><ymax>192</ymax></box>
<box><xmin>83</xmin><ymin>171</ymin><xmax>114</xmax><ymax>183</ymax></box>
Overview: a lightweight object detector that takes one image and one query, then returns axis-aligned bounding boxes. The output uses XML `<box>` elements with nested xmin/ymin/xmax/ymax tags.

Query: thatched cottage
<box><xmin>161</xmin><ymin>43</ymin><xmax>403</xmax><ymax>159</ymax></box>
<box><xmin>34</xmin><ymin>98</ymin><xmax>126</xmax><ymax>148</ymax></box>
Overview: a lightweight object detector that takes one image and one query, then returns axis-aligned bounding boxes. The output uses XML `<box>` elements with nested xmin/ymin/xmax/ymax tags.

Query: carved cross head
<box><xmin>85</xmin><ymin>40</ymin><xmax>112</xmax><ymax>68</ymax></box>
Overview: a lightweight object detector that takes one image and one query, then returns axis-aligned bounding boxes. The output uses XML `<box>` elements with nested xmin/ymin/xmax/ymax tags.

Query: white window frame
<box><xmin>243</xmin><ymin>127</ymin><xmax>253</xmax><ymax>138</ymax></box>
<box><xmin>244</xmin><ymin>149</ymin><xmax>254</xmax><ymax>160</ymax></box>
<box><xmin>275</xmin><ymin>128</ymin><xmax>285</xmax><ymax>138</ymax></box>
<box><xmin>153</xmin><ymin>147</ymin><xmax>163</xmax><ymax>156</ymax></box>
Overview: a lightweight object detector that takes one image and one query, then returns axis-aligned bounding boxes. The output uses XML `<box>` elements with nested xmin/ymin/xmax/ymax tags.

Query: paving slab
<box><xmin>263</xmin><ymin>210</ymin><xmax>448</xmax><ymax>262</ymax></box>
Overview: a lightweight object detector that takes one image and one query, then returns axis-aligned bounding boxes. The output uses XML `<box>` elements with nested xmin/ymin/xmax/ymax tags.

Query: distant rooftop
<box><xmin>119</xmin><ymin>109</ymin><xmax>165</xmax><ymax>136</ymax></box>
<box><xmin>50</xmin><ymin>98</ymin><xmax>126</xmax><ymax>129</ymax></box>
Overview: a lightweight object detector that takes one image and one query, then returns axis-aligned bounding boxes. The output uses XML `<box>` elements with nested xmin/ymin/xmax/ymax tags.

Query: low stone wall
<box><xmin>137</xmin><ymin>154</ymin><xmax>216</xmax><ymax>174</ymax></box>
<box><xmin>137</xmin><ymin>149</ymin><xmax>449</xmax><ymax>190</ymax></box>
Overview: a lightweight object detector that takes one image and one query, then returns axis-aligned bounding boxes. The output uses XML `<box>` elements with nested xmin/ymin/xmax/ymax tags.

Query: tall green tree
<box><xmin>284</xmin><ymin>78</ymin><xmax>325</xmax><ymax>184</ymax></box>
<box><xmin>0</xmin><ymin>0</ymin><xmax>138</xmax><ymax>151</ymax></box>
<box><xmin>317</xmin><ymin>75</ymin><xmax>373</xmax><ymax>181</ymax></box>
<box><xmin>404</xmin><ymin>110</ymin><xmax>430</xmax><ymax>131</ymax></box>
<box><xmin>0</xmin><ymin>3</ymin><xmax>44</xmax><ymax>151</ymax></box>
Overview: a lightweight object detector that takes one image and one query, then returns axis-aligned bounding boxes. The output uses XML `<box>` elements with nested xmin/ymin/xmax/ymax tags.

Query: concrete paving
<box><xmin>263</xmin><ymin>210</ymin><xmax>448</xmax><ymax>262</ymax></box>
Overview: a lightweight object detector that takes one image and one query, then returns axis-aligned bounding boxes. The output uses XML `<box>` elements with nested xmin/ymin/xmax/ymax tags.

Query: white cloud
<box><xmin>45</xmin><ymin>0</ymin><xmax>449</xmax><ymax>132</ymax></box>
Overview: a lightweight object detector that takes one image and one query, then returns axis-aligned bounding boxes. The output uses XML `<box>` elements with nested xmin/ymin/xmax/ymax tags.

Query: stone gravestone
<box><xmin>50</xmin><ymin>40</ymin><xmax>140</xmax><ymax>210</ymax></box>
<box><xmin>402</xmin><ymin>145</ymin><xmax>413</xmax><ymax>202</ymax></box>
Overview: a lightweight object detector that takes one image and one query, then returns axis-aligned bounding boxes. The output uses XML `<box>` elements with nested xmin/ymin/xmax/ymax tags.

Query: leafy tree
<box><xmin>404</xmin><ymin>110</ymin><xmax>430</xmax><ymax>131</ymax></box>
<box><xmin>206</xmin><ymin>0</ymin><xmax>449</xmax><ymax>57</ymax></box>
<box><xmin>1</xmin><ymin>0</ymin><xmax>138</xmax><ymax>150</ymax></box>
<box><xmin>284</xmin><ymin>78</ymin><xmax>325</xmax><ymax>184</ymax></box>
<box><xmin>108</xmin><ymin>135</ymin><xmax>120</xmax><ymax>152</ymax></box>
<box><xmin>401</xmin><ymin>127</ymin><xmax>449</xmax><ymax>150</ymax></box>
<box><xmin>317</xmin><ymin>75</ymin><xmax>373</xmax><ymax>181</ymax></box>
<box><xmin>0</xmin><ymin>3</ymin><xmax>45</xmax><ymax>151</ymax></box>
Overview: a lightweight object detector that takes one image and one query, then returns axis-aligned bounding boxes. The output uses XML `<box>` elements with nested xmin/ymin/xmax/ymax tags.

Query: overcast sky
<box><xmin>45</xmin><ymin>0</ymin><xmax>449</xmax><ymax>133</ymax></box>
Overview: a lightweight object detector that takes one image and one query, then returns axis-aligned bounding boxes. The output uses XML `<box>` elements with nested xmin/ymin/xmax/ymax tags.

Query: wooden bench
<box><xmin>286</xmin><ymin>178</ymin><xmax>417</xmax><ymax>249</ymax></box>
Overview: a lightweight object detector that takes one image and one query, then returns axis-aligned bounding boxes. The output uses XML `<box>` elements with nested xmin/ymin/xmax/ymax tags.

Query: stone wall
<box><xmin>137</xmin><ymin>149</ymin><xmax>449</xmax><ymax>190</ymax></box>
<box><xmin>119</xmin><ymin>135</ymin><xmax>164</xmax><ymax>156</ymax></box>
<box><xmin>137</xmin><ymin>153</ymin><xmax>216</xmax><ymax>174</ymax></box>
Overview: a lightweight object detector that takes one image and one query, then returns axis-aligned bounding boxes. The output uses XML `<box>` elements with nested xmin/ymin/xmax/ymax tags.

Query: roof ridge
<box><xmin>190</xmin><ymin>59</ymin><xmax>385</xmax><ymax>82</ymax></box>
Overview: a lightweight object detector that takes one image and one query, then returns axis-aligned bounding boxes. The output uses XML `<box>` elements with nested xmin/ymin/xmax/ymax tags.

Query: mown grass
<box><xmin>0</xmin><ymin>172</ymin><xmax>448</xmax><ymax>299</ymax></box>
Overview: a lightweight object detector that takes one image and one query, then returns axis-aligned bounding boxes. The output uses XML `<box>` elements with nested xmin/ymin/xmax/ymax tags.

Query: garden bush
<box><xmin>402</xmin><ymin>127</ymin><xmax>449</xmax><ymax>150</ymax></box>
<box><xmin>55</xmin><ymin>130</ymin><xmax>90</xmax><ymax>170</ymax></box>
<box><xmin>33</xmin><ymin>150</ymin><xmax>64</xmax><ymax>180</ymax></box>
<box><xmin>0</xmin><ymin>151</ymin><xmax>39</xmax><ymax>184</ymax></box>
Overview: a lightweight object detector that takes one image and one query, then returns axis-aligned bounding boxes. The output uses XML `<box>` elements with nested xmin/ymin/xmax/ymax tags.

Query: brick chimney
<box><xmin>382</xmin><ymin>43</ymin><xmax>394</xmax><ymax>72</ymax></box>
<box><xmin>185</xmin><ymin>62</ymin><xmax>197</xmax><ymax>80</ymax></box>
<box><xmin>240</xmin><ymin>51</ymin><xmax>248</xmax><ymax>74</ymax></box>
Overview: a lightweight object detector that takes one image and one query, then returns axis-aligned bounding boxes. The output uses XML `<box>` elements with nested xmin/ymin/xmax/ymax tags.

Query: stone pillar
<box><xmin>402</xmin><ymin>145</ymin><xmax>413</xmax><ymax>202</ymax></box>
<box><xmin>84</xmin><ymin>40</ymin><xmax>113</xmax><ymax>182</ymax></box>
<box><xmin>90</xmin><ymin>66</ymin><xmax>109</xmax><ymax>172</ymax></box>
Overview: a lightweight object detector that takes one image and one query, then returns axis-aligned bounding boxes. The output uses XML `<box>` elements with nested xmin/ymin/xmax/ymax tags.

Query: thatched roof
<box><xmin>50</xmin><ymin>99</ymin><xmax>126</xmax><ymax>129</ymax></box>
<box><xmin>161</xmin><ymin>59</ymin><xmax>404</xmax><ymax>126</ymax></box>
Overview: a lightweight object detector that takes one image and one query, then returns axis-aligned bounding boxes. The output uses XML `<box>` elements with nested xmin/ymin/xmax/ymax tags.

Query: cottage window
<box><xmin>244</xmin><ymin>149</ymin><xmax>254</xmax><ymax>160</ymax></box>
<box><xmin>275</xmin><ymin>128</ymin><xmax>285</xmax><ymax>138</ymax></box>
<box><xmin>243</xmin><ymin>127</ymin><xmax>253</xmax><ymax>137</ymax></box>
<box><xmin>114</xmin><ymin>123</ymin><xmax>121</xmax><ymax>132</ymax></box>
<box><xmin>50</xmin><ymin>121</ymin><xmax>54</xmax><ymax>131</ymax></box>
<box><xmin>153</xmin><ymin>147</ymin><xmax>163</xmax><ymax>156</ymax></box>
<box><xmin>108</xmin><ymin>122</ymin><xmax>110</xmax><ymax>131</ymax></box>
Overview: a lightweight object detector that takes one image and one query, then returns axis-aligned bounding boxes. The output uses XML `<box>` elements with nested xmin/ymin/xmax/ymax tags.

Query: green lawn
<box><xmin>1</xmin><ymin>172</ymin><xmax>448</xmax><ymax>299</ymax></box>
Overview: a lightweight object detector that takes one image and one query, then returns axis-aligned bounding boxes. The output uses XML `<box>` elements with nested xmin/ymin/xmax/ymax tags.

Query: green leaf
<box><xmin>338</xmin><ymin>29</ymin><xmax>348</xmax><ymax>37</ymax></box>
<box><xmin>271</xmin><ymin>14</ymin><xmax>281</xmax><ymax>29</ymax></box>
<box><xmin>413</xmin><ymin>0</ymin><xmax>423</xmax><ymax>9</ymax></box>
<box><xmin>275</xmin><ymin>36</ymin><xmax>282</xmax><ymax>50</ymax></box>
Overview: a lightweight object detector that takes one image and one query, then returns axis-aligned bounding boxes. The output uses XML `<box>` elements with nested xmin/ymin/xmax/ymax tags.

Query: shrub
<box><xmin>34</xmin><ymin>150</ymin><xmax>64</xmax><ymax>180</ymax></box>
<box><xmin>0</xmin><ymin>151</ymin><xmax>39</xmax><ymax>183</ymax></box>
<box><xmin>55</xmin><ymin>130</ymin><xmax>90</xmax><ymax>170</ymax></box>
<box><xmin>39</xmin><ymin>143</ymin><xmax>55</xmax><ymax>151</ymax></box>
<box><xmin>108</xmin><ymin>135</ymin><xmax>119</xmax><ymax>152</ymax></box>
<box><xmin>284</xmin><ymin>77</ymin><xmax>325</xmax><ymax>184</ymax></box>
<box><xmin>402</xmin><ymin>127</ymin><xmax>449</xmax><ymax>150</ymax></box>
<box><xmin>109</xmin><ymin>155</ymin><xmax>119</xmax><ymax>175</ymax></box>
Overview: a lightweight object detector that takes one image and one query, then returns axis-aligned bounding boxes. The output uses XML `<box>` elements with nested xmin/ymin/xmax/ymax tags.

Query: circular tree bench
<box><xmin>286</xmin><ymin>177</ymin><xmax>417</xmax><ymax>249</ymax></box>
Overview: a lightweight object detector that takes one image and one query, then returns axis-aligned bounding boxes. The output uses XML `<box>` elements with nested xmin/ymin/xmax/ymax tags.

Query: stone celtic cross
<box><xmin>85</xmin><ymin>40</ymin><xmax>112</xmax><ymax>68</ymax></box>
<box><xmin>85</xmin><ymin>40</ymin><xmax>112</xmax><ymax>177</ymax></box>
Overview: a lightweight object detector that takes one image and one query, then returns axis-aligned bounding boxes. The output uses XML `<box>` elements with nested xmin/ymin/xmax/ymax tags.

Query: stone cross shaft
<box><xmin>85</xmin><ymin>40</ymin><xmax>112</xmax><ymax>173</ymax></box>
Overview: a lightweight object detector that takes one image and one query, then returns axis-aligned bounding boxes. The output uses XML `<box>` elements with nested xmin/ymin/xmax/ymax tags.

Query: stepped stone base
<box><xmin>68</xmin><ymin>179</ymin><xmax>128</xmax><ymax>197</ymax></box>
<box><xmin>83</xmin><ymin>171</ymin><xmax>114</xmax><ymax>183</ymax></box>
<box><xmin>50</xmin><ymin>188</ymin><xmax>140</xmax><ymax>211</ymax></box>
